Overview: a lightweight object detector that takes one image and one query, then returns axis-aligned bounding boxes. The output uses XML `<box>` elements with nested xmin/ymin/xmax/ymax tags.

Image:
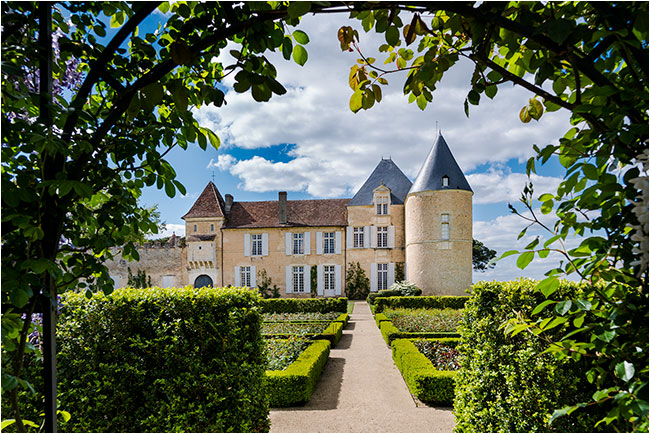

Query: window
<box><xmin>353</xmin><ymin>227</ymin><xmax>364</xmax><ymax>248</ymax></box>
<box><xmin>252</xmin><ymin>234</ymin><xmax>263</xmax><ymax>256</ymax></box>
<box><xmin>240</xmin><ymin>266</ymin><xmax>251</xmax><ymax>287</ymax></box>
<box><xmin>292</xmin><ymin>266</ymin><xmax>305</xmax><ymax>292</ymax></box>
<box><xmin>377</xmin><ymin>263</ymin><xmax>388</xmax><ymax>290</ymax></box>
<box><xmin>442</xmin><ymin>176</ymin><xmax>449</xmax><ymax>187</ymax></box>
<box><xmin>324</xmin><ymin>265</ymin><xmax>335</xmax><ymax>291</ymax></box>
<box><xmin>324</xmin><ymin>232</ymin><xmax>335</xmax><ymax>254</ymax></box>
<box><xmin>210</xmin><ymin>224</ymin><xmax>214</xmax><ymax>231</ymax></box>
<box><xmin>376</xmin><ymin>196</ymin><xmax>389</xmax><ymax>215</ymax></box>
<box><xmin>441</xmin><ymin>213</ymin><xmax>450</xmax><ymax>240</ymax></box>
<box><xmin>194</xmin><ymin>224</ymin><xmax>197</xmax><ymax>232</ymax></box>
<box><xmin>293</xmin><ymin>233</ymin><xmax>304</xmax><ymax>255</ymax></box>
<box><xmin>377</xmin><ymin>226</ymin><xmax>388</xmax><ymax>248</ymax></box>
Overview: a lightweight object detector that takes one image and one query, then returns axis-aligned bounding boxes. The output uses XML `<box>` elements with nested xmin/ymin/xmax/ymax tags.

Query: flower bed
<box><xmin>262</xmin><ymin>322</ymin><xmax>330</xmax><ymax>335</ymax></box>
<box><xmin>384</xmin><ymin>308</ymin><xmax>462</xmax><ymax>332</ymax></box>
<box><xmin>263</xmin><ymin>312</ymin><xmax>341</xmax><ymax>322</ymax></box>
<box><xmin>266</xmin><ymin>337</ymin><xmax>311</xmax><ymax>371</ymax></box>
<box><xmin>412</xmin><ymin>339</ymin><xmax>461</xmax><ymax>371</ymax></box>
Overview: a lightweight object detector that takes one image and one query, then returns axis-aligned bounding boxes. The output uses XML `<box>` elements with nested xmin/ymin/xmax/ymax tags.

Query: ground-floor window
<box><xmin>324</xmin><ymin>265</ymin><xmax>335</xmax><ymax>291</ymax></box>
<box><xmin>240</xmin><ymin>266</ymin><xmax>251</xmax><ymax>287</ymax></box>
<box><xmin>377</xmin><ymin>263</ymin><xmax>388</xmax><ymax>290</ymax></box>
<box><xmin>293</xmin><ymin>266</ymin><xmax>305</xmax><ymax>292</ymax></box>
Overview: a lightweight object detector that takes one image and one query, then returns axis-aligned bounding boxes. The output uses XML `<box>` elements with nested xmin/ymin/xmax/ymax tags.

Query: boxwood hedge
<box><xmin>263</xmin><ymin>321</ymin><xmax>344</xmax><ymax>346</ymax></box>
<box><xmin>266</xmin><ymin>339</ymin><xmax>331</xmax><ymax>407</ymax></box>
<box><xmin>373</xmin><ymin>295</ymin><xmax>469</xmax><ymax>313</ymax></box>
<box><xmin>260</xmin><ymin>297</ymin><xmax>348</xmax><ymax>314</ymax></box>
<box><xmin>454</xmin><ymin>279</ymin><xmax>603</xmax><ymax>433</ymax></box>
<box><xmin>10</xmin><ymin>286</ymin><xmax>269</xmax><ymax>433</ymax></box>
<box><xmin>391</xmin><ymin>338</ymin><xmax>458</xmax><ymax>406</ymax></box>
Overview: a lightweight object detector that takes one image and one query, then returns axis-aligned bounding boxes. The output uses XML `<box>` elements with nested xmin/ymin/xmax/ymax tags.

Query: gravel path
<box><xmin>269</xmin><ymin>301</ymin><xmax>455</xmax><ymax>433</ymax></box>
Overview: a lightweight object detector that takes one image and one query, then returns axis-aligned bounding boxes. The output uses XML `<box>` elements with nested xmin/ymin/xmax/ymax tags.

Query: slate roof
<box><xmin>182</xmin><ymin>182</ymin><xmax>226</xmax><ymax>219</ymax></box>
<box><xmin>225</xmin><ymin>199</ymin><xmax>349</xmax><ymax>229</ymax></box>
<box><xmin>409</xmin><ymin>134</ymin><xmax>472</xmax><ymax>194</ymax></box>
<box><xmin>348</xmin><ymin>158</ymin><xmax>413</xmax><ymax>206</ymax></box>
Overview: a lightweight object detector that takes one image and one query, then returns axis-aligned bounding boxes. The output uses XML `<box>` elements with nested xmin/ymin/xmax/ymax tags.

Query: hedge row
<box><xmin>454</xmin><ymin>279</ymin><xmax>603</xmax><ymax>432</ymax></box>
<box><xmin>264</xmin><ymin>313</ymin><xmax>349</xmax><ymax>326</ymax></box>
<box><xmin>5</xmin><ymin>287</ymin><xmax>269</xmax><ymax>433</ymax></box>
<box><xmin>266</xmin><ymin>339</ymin><xmax>331</xmax><ymax>407</ymax></box>
<box><xmin>263</xmin><ymin>321</ymin><xmax>343</xmax><ymax>346</ymax></box>
<box><xmin>391</xmin><ymin>338</ymin><xmax>459</xmax><ymax>406</ymax></box>
<box><xmin>380</xmin><ymin>320</ymin><xmax>460</xmax><ymax>345</ymax></box>
<box><xmin>261</xmin><ymin>297</ymin><xmax>348</xmax><ymax>313</ymax></box>
<box><xmin>373</xmin><ymin>295</ymin><xmax>469</xmax><ymax>313</ymax></box>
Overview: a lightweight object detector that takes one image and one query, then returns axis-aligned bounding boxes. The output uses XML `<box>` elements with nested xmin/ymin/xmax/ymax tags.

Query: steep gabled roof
<box><xmin>348</xmin><ymin>158</ymin><xmax>413</xmax><ymax>206</ymax></box>
<box><xmin>409</xmin><ymin>134</ymin><xmax>472</xmax><ymax>194</ymax></box>
<box><xmin>182</xmin><ymin>182</ymin><xmax>226</xmax><ymax>219</ymax></box>
<box><xmin>225</xmin><ymin>199</ymin><xmax>349</xmax><ymax>228</ymax></box>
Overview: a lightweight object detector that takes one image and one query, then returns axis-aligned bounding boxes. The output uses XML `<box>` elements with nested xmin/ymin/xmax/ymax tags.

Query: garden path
<box><xmin>269</xmin><ymin>301</ymin><xmax>455</xmax><ymax>433</ymax></box>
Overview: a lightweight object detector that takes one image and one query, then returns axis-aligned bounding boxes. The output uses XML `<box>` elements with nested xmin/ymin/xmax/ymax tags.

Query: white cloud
<box><xmin>150</xmin><ymin>223</ymin><xmax>185</xmax><ymax>239</ymax></box>
<box><xmin>207</xmin><ymin>154</ymin><xmax>237</xmax><ymax>171</ymax></box>
<box><xmin>467</xmin><ymin>167</ymin><xmax>563</xmax><ymax>204</ymax></box>
<box><xmin>192</xmin><ymin>14</ymin><xmax>571</xmax><ymax>199</ymax></box>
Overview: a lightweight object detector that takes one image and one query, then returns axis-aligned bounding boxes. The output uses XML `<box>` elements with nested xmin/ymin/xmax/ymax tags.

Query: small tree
<box><xmin>388</xmin><ymin>281</ymin><xmax>422</xmax><ymax>296</ymax></box>
<box><xmin>310</xmin><ymin>265</ymin><xmax>318</xmax><ymax>298</ymax></box>
<box><xmin>345</xmin><ymin>262</ymin><xmax>370</xmax><ymax>300</ymax></box>
<box><xmin>127</xmin><ymin>268</ymin><xmax>151</xmax><ymax>288</ymax></box>
<box><xmin>395</xmin><ymin>262</ymin><xmax>405</xmax><ymax>282</ymax></box>
<box><xmin>472</xmin><ymin>239</ymin><xmax>497</xmax><ymax>272</ymax></box>
<box><xmin>256</xmin><ymin>269</ymin><xmax>280</xmax><ymax>299</ymax></box>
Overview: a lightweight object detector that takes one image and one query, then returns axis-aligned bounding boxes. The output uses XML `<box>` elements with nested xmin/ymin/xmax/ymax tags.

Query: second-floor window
<box><xmin>377</xmin><ymin>226</ymin><xmax>388</xmax><ymax>248</ymax></box>
<box><xmin>324</xmin><ymin>232</ymin><xmax>335</xmax><ymax>254</ymax></box>
<box><xmin>441</xmin><ymin>213</ymin><xmax>450</xmax><ymax>240</ymax></box>
<box><xmin>324</xmin><ymin>265</ymin><xmax>335</xmax><ymax>291</ymax></box>
<box><xmin>353</xmin><ymin>227</ymin><xmax>364</xmax><ymax>248</ymax></box>
<box><xmin>240</xmin><ymin>266</ymin><xmax>251</xmax><ymax>287</ymax></box>
<box><xmin>252</xmin><ymin>234</ymin><xmax>263</xmax><ymax>256</ymax></box>
<box><xmin>194</xmin><ymin>224</ymin><xmax>197</xmax><ymax>232</ymax></box>
<box><xmin>293</xmin><ymin>266</ymin><xmax>305</xmax><ymax>292</ymax></box>
<box><xmin>293</xmin><ymin>233</ymin><xmax>304</xmax><ymax>255</ymax></box>
<box><xmin>376</xmin><ymin>196</ymin><xmax>389</xmax><ymax>215</ymax></box>
<box><xmin>377</xmin><ymin>263</ymin><xmax>388</xmax><ymax>290</ymax></box>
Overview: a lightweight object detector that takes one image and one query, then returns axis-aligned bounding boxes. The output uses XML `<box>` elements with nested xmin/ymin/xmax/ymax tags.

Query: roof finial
<box><xmin>211</xmin><ymin>170</ymin><xmax>216</xmax><ymax>183</ymax></box>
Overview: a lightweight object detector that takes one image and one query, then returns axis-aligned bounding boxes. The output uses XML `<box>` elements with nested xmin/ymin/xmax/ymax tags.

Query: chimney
<box><xmin>278</xmin><ymin>191</ymin><xmax>287</xmax><ymax>224</ymax></box>
<box><xmin>225</xmin><ymin>194</ymin><xmax>233</xmax><ymax>213</ymax></box>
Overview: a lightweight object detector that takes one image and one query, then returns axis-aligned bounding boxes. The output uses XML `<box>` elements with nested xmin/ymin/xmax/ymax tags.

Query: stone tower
<box><xmin>405</xmin><ymin>134</ymin><xmax>473</xmax><ymax>296</ymax></box>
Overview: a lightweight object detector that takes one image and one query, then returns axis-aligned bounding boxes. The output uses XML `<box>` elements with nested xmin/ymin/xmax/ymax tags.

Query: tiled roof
<box><xmin>409</xmin><ymin>134</ymin><xmax>472</xmax><ymax>194</ymax></box>
<box><xmin>348</xmin><ymin>158</ymin><xmax>413</xmax><ymax>206</ymax></box>
<box><xmin>182</xmin><ymin>182</ymin><xmax>225</xmax><ymax>219</ymax></box>
<box><xmin>187</xmin><ymin>234</ymin><xmax>216</xmax><ymax>241</ymax></box>
<box><xmin>225</xmin><ymin>199</ymin><xmax>349</xmax><ymax>228</ymax></box>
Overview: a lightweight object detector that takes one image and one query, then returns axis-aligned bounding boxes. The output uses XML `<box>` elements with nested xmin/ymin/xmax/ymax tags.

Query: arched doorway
<box><xmin>194</xmin><ymin>274</ymin><xmax>213</xmax><ymax>288</ymax></box>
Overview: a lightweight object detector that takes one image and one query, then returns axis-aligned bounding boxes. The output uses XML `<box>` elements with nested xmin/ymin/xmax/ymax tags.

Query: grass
<box><xmin>383</xmin><ymin>308</ymin><xmax>462</xmax><ymax>332</ymax></box>
<box><xmin>347</xmin><ymin>300</ymin><xmax>355</xmax><ymax>314</ymax></box>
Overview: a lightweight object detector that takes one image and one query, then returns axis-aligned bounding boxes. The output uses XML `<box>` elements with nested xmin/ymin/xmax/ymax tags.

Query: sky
<box><xmin>139</xmin><ymin>11</ymin><xmax>579</xmax><ymax>283</ymax></box>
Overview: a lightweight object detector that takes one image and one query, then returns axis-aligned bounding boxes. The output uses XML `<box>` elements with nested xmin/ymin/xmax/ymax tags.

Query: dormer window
<box><xmin>442</xmin><ymin>176</ymin><xmax>449</xmax><ymax>187</ymax></box>
<box><xmin>376</xmin><ymin>196</ymin><xmax>389</xmax><ymax>215</ymax></box>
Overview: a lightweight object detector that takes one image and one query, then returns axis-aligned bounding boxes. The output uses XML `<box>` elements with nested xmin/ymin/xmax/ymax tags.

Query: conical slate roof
<box><xmin>409</xmin><ymin>134</ymin><xmax>472</xmax><ymax>194</ymax></box>
<box><xmin>349</xmin><ymin>158</ymin><xmax>413</xmax><ymax>206</ymax></box>
<box><xmin>182</xmin><ymin>182</ymin><xmax>226</xmax><ymax>219</ymax></box>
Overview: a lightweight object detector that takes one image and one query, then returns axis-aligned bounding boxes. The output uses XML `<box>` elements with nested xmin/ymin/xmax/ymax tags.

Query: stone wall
<box><xmin>105</xmin><ymin>244</ymin><xmax>186</xmax><ymax>289</ymax></box>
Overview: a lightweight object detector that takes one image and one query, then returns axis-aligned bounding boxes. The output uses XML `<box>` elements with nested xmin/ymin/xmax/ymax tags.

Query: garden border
<box><xmin>380</xmin><ymin>320</ymin><xmax>460</xmax><ymax>345</ymax></box>
<box><xmin>266</xmin><ymin>339</ymin><xmax>331</xmax><ymax>407</ymax></box>
<box><xmin>263</xmin><ymin>321</ymin><xmax>344</xmax><ymax>346</ymax></box>
<box><xmin>373</xmin><ymin>295</ymin><xmax>469</xmax><ymax>313</ymax></box>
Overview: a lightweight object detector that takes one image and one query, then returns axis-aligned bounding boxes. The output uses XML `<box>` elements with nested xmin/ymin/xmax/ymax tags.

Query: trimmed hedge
<box><xmin>263</xmin><ymin>313</ymin><xmax>349</xmax><ymax>326</ymax></box>
<box><xmin>261</xmin><ymin>297</ymin><xmax>348</xmax><ymax>313</ymax></box>
<box><xmin>266</xmin><ymin>339</ymin><xmax>331</xmax><ymax>407</ymax></box>
<box><xmin>373</xmin><ymin>295</ymin><xmax>469</xmax><ymax>313</ymax></box>
<box><xmin>380</xmin><ymin>320</ymin><xmax>460</xmax><ymax>345</ymax></box>
<box><xmin>263</xmin><ymin>321</ymin><xmax>344</xmax><ymax>346</ymax></box>
<box><xmin>391</xmin><ymin>338</ymin><xmax>458</xmax><ymax>405</ymax></box>
<box><xmin>375</xmin><ymin>312</ymin><xmax>389</xmax><ymax>328</ymax></box>
<box><xmin>367</xmin><ymin>287</ymin><xmax>423</xmax><ymax>305</ymax></box>
<box><xmin>15</xmin><ymin>286</ymin><xmax>269</xmax><ymax>432</ymax></box>
<box><xmin>454</xmin><ymin>279</ymin><xmax>603</xmax><ymax>433</ymax></box>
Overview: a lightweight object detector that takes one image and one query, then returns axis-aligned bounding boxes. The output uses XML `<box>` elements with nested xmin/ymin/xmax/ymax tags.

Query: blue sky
<box><xmin>134</xmin><ymin>11</ymin><xmax>577</xmax><ymax>282</ymax></box>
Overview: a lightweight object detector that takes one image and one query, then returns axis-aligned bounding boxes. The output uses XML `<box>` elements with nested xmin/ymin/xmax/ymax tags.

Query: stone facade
<box><xmin>106</xmin><ymin>134</ymin><xmax>473</xmax><ymax>296</ymax></box>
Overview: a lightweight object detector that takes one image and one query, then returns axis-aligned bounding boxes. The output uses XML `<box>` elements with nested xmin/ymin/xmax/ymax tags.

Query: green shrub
<box><xmin>257</xmin><ymin>269</ymin><xmax>281</xmax><ymax>299</ymax></box>
<box><xmin>388</xmin><ymin>280</ymin><xmax>422</xmax><ymax>296</ymax></box>
<box><xmin>260</xmin><ymin>297</ymin><xmax>347</xmax><ymax>314</ymax></box>
<box><xmin>345</xmin><ymin>261</ymin><xmax>370</xmax><ymax>300</ymax></box>
<box><xmin>374</xmin><ymin>295</ymin><xmax>469</xmax><ymax>313</ymax></box>
<box><xmin>454</xmin><ymin>279</ymin><xmax>603</xmax><ymax>433</ymax></box>
<box><xmin>14</xmin><ymin>287</ymin><xmax>269</xmax><ymax>433</ymax></box>
<box><xmin>391</xmin><ymin>338</ymin><xmax>457</xmax><ymax>405</ymax></box>
<box><xmin>375</xmin><ymin>312</ymin><xmax>389</xmax><ymax>328</ymax></box>
<box><xmin>265</xmin><ymin>340</ymin><xmax>330</xmax><ymax>407</ymax></box>
<box><xmin>380</xmin><ymin>320</ymin><xmax>459</xmax><ymax>345</ymax></box>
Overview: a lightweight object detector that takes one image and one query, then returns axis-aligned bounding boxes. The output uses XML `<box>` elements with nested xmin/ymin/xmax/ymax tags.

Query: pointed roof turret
<box><xmin>409</xmin><ymin>134</ymin><xmax>472</xmax><ymax>194</ymax></box>
<box><xmin>182</xmin><ymin>181</ymin><xmax>226</xmax><ymax>219</ymax></box>
<box><xmin>349</xmin><ymin>158</ymin><xmax>413</xmax><ymax>205</ymax></box>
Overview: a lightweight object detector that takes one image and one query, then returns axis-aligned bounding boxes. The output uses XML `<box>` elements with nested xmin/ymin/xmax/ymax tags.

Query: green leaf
<box><xmin>615</xmin><ymin>361</ymin><xmax>635</xmax><ymax>382</ymax></box>
<box><xmin>292</xmin><ymin>45</ymin><xmax>308</xmax><ymax>66</ymax></box>
<box><xmin>1</xmin><ymin>420</ymin><xmax>16</xmax><ymax>430</ymax></box>
<box><xmin>349</xmin><ymin>89</ymin><xmax>363</xmax><ymax>113</ymax></box>
<box><xmin>574</xmin><ymin>299</ymin><xmax>593</xmax><ymax>311</ymax></box>
<box><xmin>555</xmin><ymin>300</ymin><xmax>572</xmax><ymax>315</ymax></box>
<box><xmin>110</xmin><ymin>11</ymin><xmax>125</xmax><ymax>28</ymax></box>
<box><xmin>386</xmin><ymin>26</ymin><xmax>400</xmax><ymax>46</ymax></box>
<box><xmin>164</xmin><ymin>181</ymin><xmax>176</xmax><ymax>198</ymax></box>
<box><xmin>549</xmin><ymin>406</ymin><xmax>574</xmax><ymax>425</ymax></box>
<box><xmin>499</xmin><ymin>250</ymin><xmax>519</xmax><ymax>260</ymax></box>
<box><xmin>536</xmin><ymin>276</ymin><xmax>560</xmax><ymax>297</ymax></box>
<box><xmin>292</xmin><ymin>30</ymin><xmax>309</xmax><ymax>45</ymax></box>
<box><xmin>158</xmin><ymin>2</ymin><xmax>170</xmax><ymax>14</ymax></box>
<box><xmin>532</xmin><ymin>299</ymin><xmax>556</xmax><ymax>315</ymax></box>
<box><xmin>597</xmin><ymin>330</ymin><xmax>616</xmax><ymax>342</ymax></box>
<box><xmin>287</xmin><ymin>2</ymin><xmax>311</xmax><ymax>19</ymax></box>
<box><xmin>282</xmin><ymin>37</ymin><xmax>293</xmax><ymax>60</ymax></box>
<box><xmin>201</xmin><ymin>127</ymin><xmax>220</xmax><ymax>149</ymax></box>
<box><xmin>516</xmin><ymin>251</ymin><xmax>534</xmax><ymax>269</ymax></box>
<box><xmin>525</xmin><ymin>237</ymin><xmax>539</xmax><ymax>250</ymax></box>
